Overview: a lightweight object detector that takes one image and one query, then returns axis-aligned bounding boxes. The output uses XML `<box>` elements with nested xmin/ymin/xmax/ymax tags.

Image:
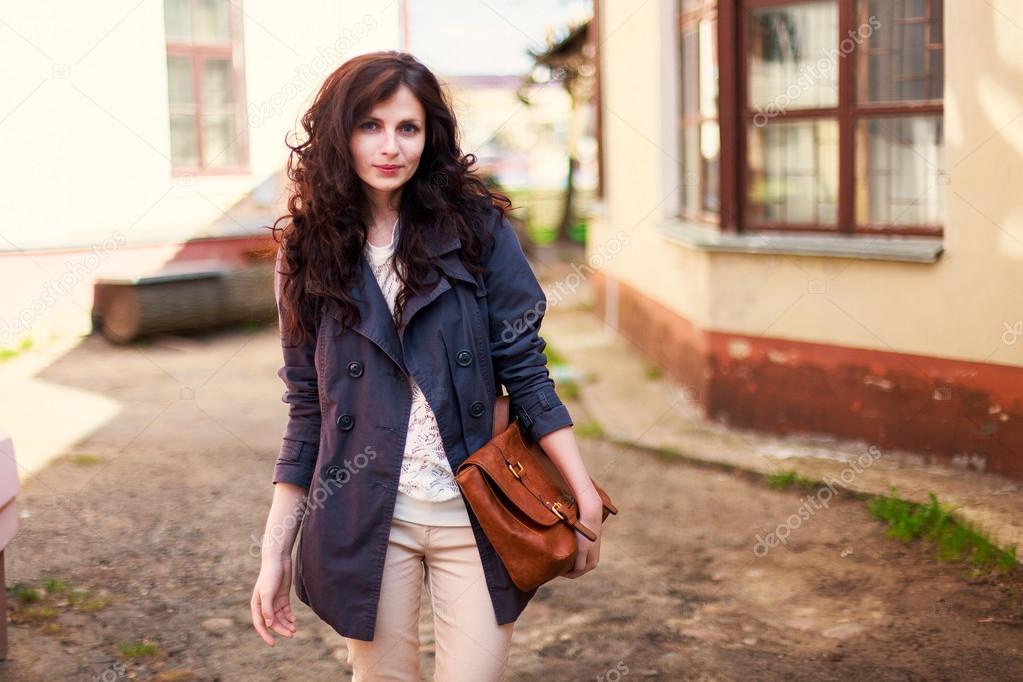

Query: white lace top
<box><xmin>364</xmin><ymin>218</ymin><xmax>471</xmax><ymax>527</ymax></box>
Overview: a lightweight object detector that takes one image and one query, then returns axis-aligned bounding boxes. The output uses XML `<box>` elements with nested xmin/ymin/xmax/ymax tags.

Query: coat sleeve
<box><xmin>484</xmin><ymin>210</ymin><xmax>573</xmax><ymax>442</ymax></box>
<box><xmin>272</xmin><ymin>245</ymin><xmax>322</xmax><ymax>489</ymax></box>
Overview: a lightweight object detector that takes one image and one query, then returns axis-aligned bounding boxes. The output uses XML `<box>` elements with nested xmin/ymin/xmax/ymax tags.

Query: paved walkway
<box><xmin>534</xmin><ymin>252</ymin><xmax>1023</xmax><ymax>560</ymax></box>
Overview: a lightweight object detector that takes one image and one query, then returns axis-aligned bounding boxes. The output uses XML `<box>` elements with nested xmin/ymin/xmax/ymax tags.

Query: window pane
<box><xmin>679</xmin><ymin>14</ymin><xmax>719</xmax><ymax>217</ymax></box>
<box><xmin>748</xmin><ymin>1</ymin><xmax>839</xmax><ymax>113</ymax></box>
<box><xmin>857</xmin><ymin>0</ymin><xmax>943</xmax><ymax>102</ymax></box>
<box><xmin>170</xmin><ymin>113</ymin><xmax>198</xmax><ymax>166</ymax></box>
<box><xmin>167</xmin><ymin>55</ymin><xmax>194</xmax><ymax>105</ymax></box>
<box><xmin>701</xmin><ymin>121</ymin><xmax>720</xmax><ymax>212</ymax></box>
<box><xmin>747</xmin><ymin>119</ymin><xmax>839</xmax><ymax>225</ymax></box>
<box><xmin>164</xmin><ymin>0</ymin><xmax>191</xmax><ymax>42</ymax></box>
<box><xmin>698</xmin><ymin>18</ymin><xmax>718</xmax><ymax>117</ymax></box>
<box><xmin>681</xmin><ymin>28</ymin><xmax>698</xmax><ymax>116</ymax></box>
<box><xmin>856</xmin><ymin>115</ymin><xmax>944</xmax><ymax>226</ymax></box>
<box><xmin>682</xmin><ymin>125</ymin><xmax>700</xmax><ymax>214</ymax></box>
<box><xmin>202</xmin><ymin>58</ymin><xmax>237</xmax><ymax>167</ymax></box>
<box><xmin>195</xmin><ymin>0</ymin><xmax>231</xmax><ymax>43</ymax></box>
<box><xmin>202</xmin><ymin>58</ymin><xmax>233</xmax><ymax>109</ymax></box>
<box><xmin>203</xmin><ymin>114</ymin><xmax>237</xmax><ymax>167</ymax></box>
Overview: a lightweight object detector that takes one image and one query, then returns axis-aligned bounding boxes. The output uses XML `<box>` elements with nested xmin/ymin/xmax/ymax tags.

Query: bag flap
<box><xmin>456</xmin><ymin>421</ymin><xmax>575</xmax><ymax>527</ymax></box>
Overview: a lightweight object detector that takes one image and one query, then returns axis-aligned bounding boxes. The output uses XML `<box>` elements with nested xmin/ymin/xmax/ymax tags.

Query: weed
<box><xmin>767</xmin><ymin>470</ymin><xmax>820</xmax><ymax>490</ymax></box>
<box><xmin>119</xmin><ymin>640</ymin><xmax>160</xmax><ymax>659</ymax></box>
<box><xmin>868</xmin><ymin>489</ymin><xmax>1018</xmax><ymax>573</ymax></box>
<box><xmin>575</xmin><ymin>421</ymin><xmax>605</xmax><ymax>439</ymax></box>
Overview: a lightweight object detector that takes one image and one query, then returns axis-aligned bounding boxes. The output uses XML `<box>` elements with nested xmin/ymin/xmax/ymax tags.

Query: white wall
<box><xmin>0</xmin><ymin>0</ymin><xmax>401</xmax><ymax>251</ymax></box>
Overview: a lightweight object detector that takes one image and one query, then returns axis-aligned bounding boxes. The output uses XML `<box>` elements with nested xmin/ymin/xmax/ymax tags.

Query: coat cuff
<box><xmin>513</xmin><ymin>385</ymin><xmax>573</xmax><ymax>442</ymax></box>
<box><xmin>272</xmin><ymin>438</ymin><xmax>318</xmax><ymax>489</ymax></box>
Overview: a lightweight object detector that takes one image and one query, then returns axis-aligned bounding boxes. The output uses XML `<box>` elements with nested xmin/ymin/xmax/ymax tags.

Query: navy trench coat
<box><xmin>271</xmin><ymin>206</ymin><xmax>574</xmax><ymax>641</ymax></box>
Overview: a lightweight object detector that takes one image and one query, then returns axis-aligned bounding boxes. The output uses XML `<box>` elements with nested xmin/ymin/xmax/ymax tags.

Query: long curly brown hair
<box><xmin>269</xmin><ymin>50</ymin><xmax>511</xmax><ymax>347</ymax></box>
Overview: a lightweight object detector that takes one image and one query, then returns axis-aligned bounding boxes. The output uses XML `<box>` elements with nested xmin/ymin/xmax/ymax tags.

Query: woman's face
<box><xmin>349</xmin><ymin>84</ymin><xmax>426</xmax><ymax>203</ymax></box>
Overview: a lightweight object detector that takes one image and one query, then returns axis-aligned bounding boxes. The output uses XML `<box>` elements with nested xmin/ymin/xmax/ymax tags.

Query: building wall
<box><xmin>0</xmin><ymin>1</ymin><xmax>400</xmax><ymax>347</ymax></box>
<box><xmin>591</xmin><ymin>0</ymin><xmax>1023</xmax><ymax>477</ymax></box>
<box><xmin>0</xmin><ymin>0</ymin><xmax>401</xmax><ymax>251</ymax></box>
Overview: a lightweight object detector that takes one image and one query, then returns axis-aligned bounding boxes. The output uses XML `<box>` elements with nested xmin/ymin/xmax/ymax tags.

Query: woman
<box><xmin>250</xmin><ymin>51</ymin><xmax>603</xmax><ymax>680</ymax></box>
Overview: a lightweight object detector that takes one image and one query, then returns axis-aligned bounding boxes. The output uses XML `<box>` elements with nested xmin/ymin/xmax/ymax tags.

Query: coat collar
<box><xmin>323</xmin><ymin>224</ymin><xmax>484</xmax><ymax>375</ymax></box>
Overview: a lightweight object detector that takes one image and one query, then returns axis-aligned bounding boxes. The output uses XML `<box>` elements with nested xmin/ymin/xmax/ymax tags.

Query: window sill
<box><xmin>656</xmin><ymin>219</ymin><xmax>944</xmax><ymax>263</ymax></box>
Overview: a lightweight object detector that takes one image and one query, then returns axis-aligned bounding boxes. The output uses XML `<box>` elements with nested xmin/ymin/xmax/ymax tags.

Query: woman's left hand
<box><xmin>561</xmin><ymin>489</ymin><xmax>604</xmax><ymax>579</ymax></box>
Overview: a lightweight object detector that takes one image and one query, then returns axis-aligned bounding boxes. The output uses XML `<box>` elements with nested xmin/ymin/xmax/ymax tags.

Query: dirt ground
<box><xmin>3</xmin><ymin>324</ymin><xmax>1023</xmax><ymax>681</ymax></box>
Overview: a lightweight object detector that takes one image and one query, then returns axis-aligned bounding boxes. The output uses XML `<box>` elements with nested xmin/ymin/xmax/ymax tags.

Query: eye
<box><xmin>400</xmin><ymin>123</ymin><xmax>420</xmax><ymax>134</ymax></box>
<box><xmin>360</xmin><ymin>121</ymin><xmax>378</xmax><ymax>131</ymax></box>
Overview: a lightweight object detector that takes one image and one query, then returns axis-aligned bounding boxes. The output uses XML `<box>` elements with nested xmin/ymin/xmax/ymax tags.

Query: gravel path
<box><xmin>2</xmin><ymin>327</ymin><xmax>1022</xmax><ymax>681</ymax></box>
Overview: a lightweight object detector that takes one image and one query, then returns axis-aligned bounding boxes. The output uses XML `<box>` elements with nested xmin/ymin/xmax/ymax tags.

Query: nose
<box><xmin>381</xmin><ymin>129</ymin><xmax>399</xmax><ymax>155</ymax></box>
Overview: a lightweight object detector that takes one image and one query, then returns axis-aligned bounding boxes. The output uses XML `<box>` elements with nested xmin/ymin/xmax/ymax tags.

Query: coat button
<box><xmin>325</xmin><ymin>465</ymin><xmax>342</xmax><ymax>481</ymax></box>
<box><xmin>337</xmin><ymin>413</ymin><xmax>355</xmax><ymax>430</ymax></box>
<box><xmin>469</xmin><ymin>401</ymin><xmax>485</xmax><ymax>418</ymax></box>
<box><xmin>456</xmin><ymin>349</ymin><xmax>473</xmax><ymax>366</ymax></box>
<box><xmin>348</xmin><ymin>361</ymin><xmax>364</xmax><ymax>378</ymax></box>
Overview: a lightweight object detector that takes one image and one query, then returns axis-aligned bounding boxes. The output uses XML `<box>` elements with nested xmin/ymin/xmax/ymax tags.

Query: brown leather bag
<box><xmin>454</xmin><ymin>399</ymin><xmax>618</xmax><ymax>592</ymax></box>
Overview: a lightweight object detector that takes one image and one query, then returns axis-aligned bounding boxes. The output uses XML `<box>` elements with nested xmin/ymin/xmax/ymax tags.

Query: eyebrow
<box><xmin>362</xmin><ymin>116</ymin><xmax>422</xmax><ymax>125</ymax></box>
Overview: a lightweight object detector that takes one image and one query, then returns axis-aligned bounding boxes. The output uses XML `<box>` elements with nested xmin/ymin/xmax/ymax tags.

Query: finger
<box><xmin>260</xmin><ymin>591</ymin><xmax>276</xmax><ymax>629</ymax></box>
<box><xmin>274</xmin><ymin>606</ymin><xmax>296</xmax><ymax>633</ymax></box>
<box><xmin>573</xmin><ymin>549</ymin><xmax>588</xmax><ymax>574</ymax></box>
<box><xmin>251</xmin><ymin>596</ymin><xmax>275</xmax><ymax>646</ymax></box>
<box><xmin>270</xmin><ymin>619</ymin><xmax>295</xmax><ymax>638</ymax></box>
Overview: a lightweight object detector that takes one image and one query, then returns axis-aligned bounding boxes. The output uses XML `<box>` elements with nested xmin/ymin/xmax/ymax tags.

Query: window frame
<box><xmin>164</xmin><ymin>0</ymin><xmax>250</xmax><ymax>175</ymax></box>
<box><xmin>678</xmin><ymin>0</ymin><xmax>722</xmax><ymax>224</ymax></box>
<box><xmin>685</xmin><ymin>0</ymin><xmax>944</xmax><ymax>237</ymax></box>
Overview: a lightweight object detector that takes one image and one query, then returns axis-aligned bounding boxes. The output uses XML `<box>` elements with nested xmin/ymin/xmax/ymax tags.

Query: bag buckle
<box><xmin>550</xmin><ymin>502</ymin><xmax>566</xmax><ymax>520</ymax></box>
<box><xmin>508</xmin><ymin>460</ymin><xmax>524</xmax><ymax>479</ymax></box>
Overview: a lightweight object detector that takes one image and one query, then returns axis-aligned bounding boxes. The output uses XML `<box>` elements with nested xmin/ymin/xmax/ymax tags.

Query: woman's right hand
<box><xmin>251</xmin><ymin>556</ymin><xmax>298</xmax><ymax>646</ymax></box>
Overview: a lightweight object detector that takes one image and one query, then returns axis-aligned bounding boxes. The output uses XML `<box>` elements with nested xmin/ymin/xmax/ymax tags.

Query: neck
<box><xmin>364</xmin><ymin>186</ymin><xmax>401</xmax><ymax>229</ymax></box>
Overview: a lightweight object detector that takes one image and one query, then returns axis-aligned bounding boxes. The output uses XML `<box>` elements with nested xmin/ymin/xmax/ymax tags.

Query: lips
<box><xmin>374</xmin><ymin>165</ymin><xmax>402</xmax><ymax>171</ymax></box>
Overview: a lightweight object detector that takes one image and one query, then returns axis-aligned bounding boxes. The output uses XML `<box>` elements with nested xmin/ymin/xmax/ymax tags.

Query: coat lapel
<box><xmin>329</xmin><ymin>226</ymin><xmax>484</xmax><ymax>375</ymax></box>
<box><xmin>349</xmin><ymin>256</ymin><xmax>408</xmax><ymax>374</ymax></box>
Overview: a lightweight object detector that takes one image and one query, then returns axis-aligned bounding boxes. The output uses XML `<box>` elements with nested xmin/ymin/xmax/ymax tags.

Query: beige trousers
<box><xmin>343</xmin><ymin>516</ymin><xmax>515</xmax><ymax>681</ymax></box>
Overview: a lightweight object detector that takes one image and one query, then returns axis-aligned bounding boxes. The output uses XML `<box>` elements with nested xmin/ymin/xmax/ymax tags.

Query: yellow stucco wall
<box><xmin>591</xmin><ymin>0</ymin><xmax>1023</xmax><ymax>368</ymax></box>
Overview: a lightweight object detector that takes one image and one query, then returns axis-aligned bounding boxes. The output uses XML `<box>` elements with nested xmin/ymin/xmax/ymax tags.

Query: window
<box><xmin>164</xmin><ymin>0</ymin><xmax>248</xmax><ymax>172</ymax></box>
<box><xmin>678</xmin><ymin>0</ymin><xmax>720</xmax><ymax>219</ymax></box>
<box><xmin>679</xmin><ymin>0</ymin><xmax>944</xmax><ymax>236</ymax></box>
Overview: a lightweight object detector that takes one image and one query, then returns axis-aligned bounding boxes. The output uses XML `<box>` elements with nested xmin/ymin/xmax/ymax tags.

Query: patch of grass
<box><xmin>12</xmin><ymin>583</ymin><xmax>41</xmax><ymax>604</ymax></box>
<box><xmin>12</xmin><ymin>580</ymin><xmax>42</xmax><ymax>601</ymax></box>
<box><xmin>119</xmin><ymin>640</ymin><xmax>160</xmax><ymax>659</ymax></box>
<box><xmin>544</xmin><ymin>344</ymin><xmax>567</xmax><ymax>366</ymax></box>
<box><xmin>67</xmin><ymin>453</ymin><xmax>104</xmax><ymax>466</ymax></box>
<box><xmin>0</xmin><ymin>337</ymin><xmax>33</xmax><ymax>363</ymax></box>
<box><xmin>766</xmin><ymin>469</ymin><xmax>820</xmax><ymax>490</ymax></box>
<box><xmin>22</xmin><ymin>605</ymin><xmax>58</xmax><ymax>621</ymax></box>
<box><xmin>70</xmin><ymin>590</ymin><xmax>113</xmax><ymax>612</ymax></box>
<box><xmin>42</xmin><ymin>578</ymin><xmax>70</xmax><ymax>594</ymax></box>
<box><xmin>655</xmin><ymin>447</ymin><xmax>679</xmax><ymax>463</ymax></box>
<box><xmin>9</xmin><ymin>578</ymin><xmax>113</xmax><ymax>627</ymax></box>
<box><xmin>868</xmin><ymin>489</ymin><xmax>1018</xmax><ymax>573</ymax></box>
<box><xmin>574</xmin><ymin>421</ymin><xmax>605</xmax><ymax>439</ymax></box>
<box><xmin>559</xmin><ymin>380</ymin><xmax>581</xmax><ymax>401</ymax></box>
<box><xmin>644</xmin><ymin>364</ymin><xmax>663</xmax><ymax>380</ymax></box>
